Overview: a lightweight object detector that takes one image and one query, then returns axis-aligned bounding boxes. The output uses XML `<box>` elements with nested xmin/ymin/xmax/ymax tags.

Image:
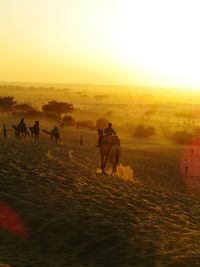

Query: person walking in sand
<box><xmin>2</xmin><ymin>124</ymin><xmax>7</xmax><ymax>138</ymax></box>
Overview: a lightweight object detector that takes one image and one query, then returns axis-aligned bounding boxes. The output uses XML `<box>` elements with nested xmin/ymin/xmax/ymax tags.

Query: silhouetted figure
<box><xmin>104</xmin><ymin>123</ymin><xmax>116</xmax><ymax>136</ymax></box>
<box><xmin>18</xmin><ymin>118</ymin><xmax>29</xmax><ymax>139</ymax></box>
<box><xmin>99</xmin><ymin>135</ymin><xmax>121</xmax><ymax>175</ymax></box>
<box><xmin>2</xmin><ymin>124</ymin><xmax>7</xmax><ymax>138</ymax></box>
<box><xmin>42</xmin><ymin>126</ymin><xmax>61</xmax><ymax>143</ymax></box>
<box><xmin>97</xmin><ymin>129</ymin><xmax>104</xmax><ymax>147</ymax></box>
<box><xmin>53</xmin><ymin>126</ymin><xmax>61</xmax><ymax>143</ymax></box>
<box><xmin>30</xmin><ymin>121</ymin><xmax>40</xmax><ymax>140</ymax></box>
<box><xmin>12</xmin><ymin>125</ymin><xmax>20</xmax><ymax>139</ymax></box>
<box><xmin>80</xmin><ymin>135</ymin><xmax>83</xmax><ymax>146</ymax></box>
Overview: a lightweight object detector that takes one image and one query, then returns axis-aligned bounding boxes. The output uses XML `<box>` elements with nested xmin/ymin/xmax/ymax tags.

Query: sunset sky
<box><xmin>1</xmin><ymin>0</ymin><xmax>200</xmax><ymax>88</ymax></box>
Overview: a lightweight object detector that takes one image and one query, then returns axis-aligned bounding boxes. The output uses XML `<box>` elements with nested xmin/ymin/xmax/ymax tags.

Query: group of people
<box><xmin>12</xmin><ymin>118</ymin><xmax>40</xmax><ymax>140</ymax></box>
<box><xmin>2</xmin><ymin>120</ymin><xmax>118</xmax><ymax>145</ymax></box>
<box><xmin>1</xmin><ymin>119</ymin><xmax>120</xmax><ymax>175</ymax></box>
<box><xmin>1</xmin><ymin>118</ymin><xmax>62</xmax><ymax>143</ymax></box>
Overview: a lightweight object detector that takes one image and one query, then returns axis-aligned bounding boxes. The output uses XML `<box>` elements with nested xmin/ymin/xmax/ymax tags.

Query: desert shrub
<box><xmin>61</xmin><ymin>115</ymin><xmax>75</xmax><ymax>125</ymax></box>
<box><xmin>134</xmin><ymin>124</ymin><xmax>155</xmax><ymax>138</ymax></box>
<box><xmin>142</xmin><ymin>109</ymin><xmax>156</xmax><ymax>118</ymax></box>
<box><xmin>12</xmin><ymin>103</ymin><xmax>42</xmax><ymax>118</ymax></box>
<box><xmin>0</xmin><ymin>96</ymin><xmax>17</xmax><ymax>112</ymax></box>
<box><xmin>77</xmin><ymin>120</ymin><xmax>94</xmax><ymax>129</ymax></box>
<box><xmin>14</xmin><ymin>103</ymin><xmax>32</xmax><ymax>111</ymax></box>
<box><xmin>80</xmin><ymin>94</ymin><xmax>89</xmax><ymax>98</ymax></box>
<box><xmin>42</xmin><ymin>101</ymin><xmax>74</xmax><ymax>121</ymax></box>
<box><xmin>96</xmin><ymin>118</ymin><xmax>109</xmax><ymax>129</ymax></box>
<box><xmin>193</xmin><ymin>128</ymin><xmax>200</xmax><ymax>137</ymax></box>
<box><xmin>160</xmin><ymin>126</ymin><xmax>172</xmax><ymax>140</ymax></box>
<box><xmin>171</xmin><ymin>131</ymin><xmax>193</xmax><ymax>145</ymax></box>
<box><xmin>107</xmin><ymin>111</ymin><xmax>113</xmax><ymax>117</ymax></box>
<box><xmin>119</xmin><ymin>122</ymin><xmax>135</xmax><ymax>136</ymax></box>
<box><xmin>94</xmin><ymin>95</ymin><xmax>109</xmax><ymax>101</ymax></box>
<box><xmin>44</xmin><ymin>112</ymin><xmax>60</xmax><ymax>122</ymax></box>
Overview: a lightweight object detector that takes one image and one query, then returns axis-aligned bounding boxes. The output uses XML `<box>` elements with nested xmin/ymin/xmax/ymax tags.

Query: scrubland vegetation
<box><xmin>1</xmin><ymin>84</ymin><xmax>200</xmax><ymax>145</ymax></box>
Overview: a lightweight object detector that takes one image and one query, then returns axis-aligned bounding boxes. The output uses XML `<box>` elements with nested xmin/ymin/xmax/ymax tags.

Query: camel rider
<box><xmin>104</xmin><ymin>123</ymin><xmax>116</xmax><ymax>136</ymax></box>
<box><xmin>18</xmin><ymin>118</ymin><xmax>25</xmax><ymax>128</ymax></box>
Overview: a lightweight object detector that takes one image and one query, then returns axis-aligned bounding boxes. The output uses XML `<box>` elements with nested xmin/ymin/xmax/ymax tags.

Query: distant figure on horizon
<box><xmin>104</xmin><ymin>123</ymin><xmax>116</xmax><ymax>136</ymax></box>
<box><xmin>30</xmin><ymin>121</ymin><xmax>40</xmax><ymax>140</ymax></box>
<box><xmin>2</xmin><ymin>124</ymin><xmax>7</xmax><ymax>138</ymax></box>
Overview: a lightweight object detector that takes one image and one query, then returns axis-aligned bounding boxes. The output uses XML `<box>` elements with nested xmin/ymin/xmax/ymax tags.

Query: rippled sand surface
<box><xmin>0</xmin><ymin>131</ymin><xmax>200</xmax><ymax>267</ymax></box>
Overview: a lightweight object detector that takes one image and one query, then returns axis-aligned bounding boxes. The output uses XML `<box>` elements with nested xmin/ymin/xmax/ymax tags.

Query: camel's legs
<box><xmin>100</xmin><ymin>154</ymin><xmax>107</xmax><ymax>174</ymax></box>
<box><xmin>103</xmin><ymin>156</ymin><xmax>108</xmax><ymax>174</ymax></box>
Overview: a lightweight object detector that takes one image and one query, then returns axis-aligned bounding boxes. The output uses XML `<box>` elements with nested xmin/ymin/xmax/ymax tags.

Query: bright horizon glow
<box><xmin>1</xmin><ymin>0</ymin><xmax>200</xmax><ymax>89</ymax></box>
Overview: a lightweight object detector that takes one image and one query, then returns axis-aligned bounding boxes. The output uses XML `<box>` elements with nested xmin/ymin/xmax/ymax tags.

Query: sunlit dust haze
<box><xmin>1</xmin><ymin>0</ymin><xmax>200</xmax><ymax>89</ymax></box>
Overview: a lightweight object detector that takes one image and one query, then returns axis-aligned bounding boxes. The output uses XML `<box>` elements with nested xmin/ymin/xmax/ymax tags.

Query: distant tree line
<box><xmin>0</xmin><ymin>96</ymin><xmax>74</xmax><ymax>122</ymax></box>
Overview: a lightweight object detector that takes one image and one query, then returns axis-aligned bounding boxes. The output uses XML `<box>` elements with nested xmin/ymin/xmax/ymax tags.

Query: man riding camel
<box><xmin>97</xmin><ymin>123</ymin><xmax>116</xmax><ymax>147</ymax></box>
<box><xmin>97</xmin><ymin>123</ymin><xmax>120</xmax><ymax>175</ymax></box>
<box><xmin>104</xmin><ymin>123</ymin><xmax>116</xmax><ymax>136</ymax></box>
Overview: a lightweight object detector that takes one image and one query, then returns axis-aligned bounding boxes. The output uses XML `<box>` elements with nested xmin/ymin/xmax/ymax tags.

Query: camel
<box><xmin>12</xmin><ymin>125</ymin><xmax>29</xmax><ymax>139</ymax></box>
<box><xmin>30</xmin><ymin>121</ymin><xmax>40</xmax><ymax>140</ymax></box>
<box><xmin>43</xmin><ymin>126</ymin><xmax>61</xmax><ymax>143</ymax></box>
<box><xmin>99</xmin><ymin>135</ymin><xmax>121</xmax><ymax>176</ymax></box>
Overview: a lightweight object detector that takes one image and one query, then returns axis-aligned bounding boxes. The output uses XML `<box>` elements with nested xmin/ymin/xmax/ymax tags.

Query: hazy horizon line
<box><xmin>0</xmin><ymin>81</ymin><xmax>195</xmax><ymax>91</ymax></box>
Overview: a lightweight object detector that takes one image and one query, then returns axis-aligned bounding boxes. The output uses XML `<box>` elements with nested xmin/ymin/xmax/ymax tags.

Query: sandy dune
<box><xmin>0</xmin><ymin>130</ymin><xmax>200</xmax><ymax>267</ymax></box>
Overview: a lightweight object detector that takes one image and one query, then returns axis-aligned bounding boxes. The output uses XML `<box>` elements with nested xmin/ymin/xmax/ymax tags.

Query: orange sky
<box><xmin>1</xmin><ymin>0</ymin><xmax>200</xmax><ymax>89</ymax></box>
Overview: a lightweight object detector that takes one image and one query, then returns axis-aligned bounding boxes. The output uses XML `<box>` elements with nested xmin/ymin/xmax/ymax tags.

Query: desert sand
<box><xmin>0</xmin><ymin>127</ymin><xmax>200</xmax><ymax>267</ymax></box>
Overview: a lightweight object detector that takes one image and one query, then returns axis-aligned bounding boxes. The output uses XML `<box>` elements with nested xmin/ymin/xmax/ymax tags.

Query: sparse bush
<box><xmin>94</xmin><ymin>95</ymin><xmax>109</xmax><ymax>101</ymax></box>
<box><xmin>61</xmin><ymin>115</ymin><xmax>75</xmax><ymax>125</ymax></box>
<box><xmin>160</xmin><ymin>126</ymin><xmax>172</xmax><ymax>140</ymax></box>
<box><xmin>76</xmin><ymin>120</ymin><xmax>94</xmax><ymax>130</ymax></box>
<box><xmin>119</xmin><ymin>122</ymin><xmax>135</xmax><ymax>136</ymax></box>
<box><xmin>44</xmin><ymin>112</ymin><xmax>61</xmax><ymax>122</ymax></box>
<box><xmin>80</xmin><ymin>94</ymin><xmax>89</xmax><ymax>98</ymax></box>
<box><xmin>134</xmin><ymin>124</ymin><xmax>155</xmax><ymax>138</ymax></box>
<box><xmin>12</xmin><ymin>103</ymin><xmax>42</xmax><ymax>118</ymax></box>
<box><xmin>0</xmin><ymin>96</ymin><xmax>17</xmax><ymax>112</ymax></box>
<box><xmin>193</xmin><ymin>128</ymin><xmax>200</xmax><ymax>137</ymax></box>
<box><xmin>96</xmin><ymin>118</ymin><xmax>109</xmax><ymax>129</ymax></box>
<box><xmin>42</xmin><ymin>101</ymin><xmax>74</xmax><ymax>121</ymax></box>
<box><xmin>107</xmin><ymin>111</ymin><xmax>113</xmax><ymax>117</ymax></box>
<box><xmin>142</xmin><ymin>109</ymin><xmax>156</xmax><ymax>117</ymax></box>
<box><xmin>171</xmin><ymin>131</ymin><xmax>193</xmax><ymax>145</ymax></box>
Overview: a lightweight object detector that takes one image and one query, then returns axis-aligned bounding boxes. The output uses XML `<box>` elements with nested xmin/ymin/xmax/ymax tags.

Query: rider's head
<box><xmin>108</xmin><ymin>123</ymin><xmax>112</xmax><ymax>127</ymax></box>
